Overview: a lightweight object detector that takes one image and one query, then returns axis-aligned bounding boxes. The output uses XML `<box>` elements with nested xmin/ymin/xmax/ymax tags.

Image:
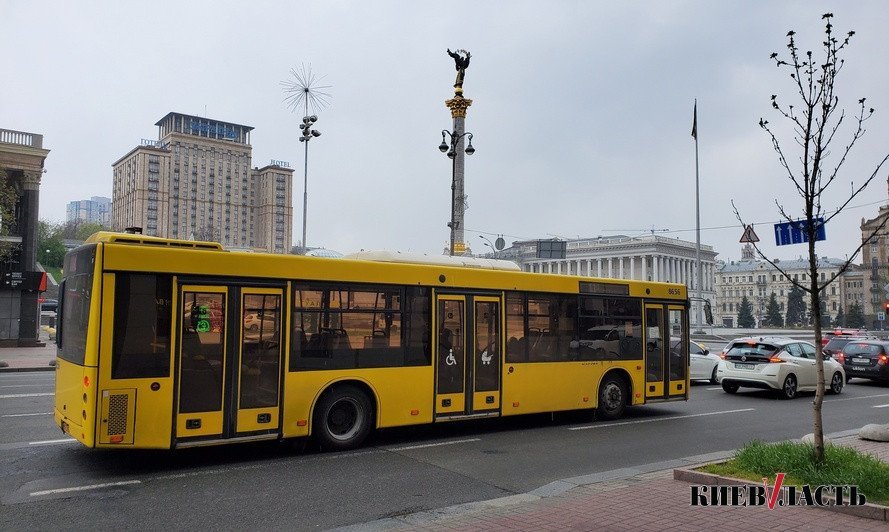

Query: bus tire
<box><xmin>597</xmin><ymin>374</ymin><xmax>627</xmax><ymax>421</ymax></box>
<box><xmin>313</xmin><ymin>385</ymin><xmax>373</xmax><ymax>451</ymax></box>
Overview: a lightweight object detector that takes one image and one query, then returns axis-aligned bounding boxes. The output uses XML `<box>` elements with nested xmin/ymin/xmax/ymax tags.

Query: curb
<box><xmin>0</xmin><ymin>365</ymin><xmax>56</xmax><ymax>373</ymax></box>
<box><xmin>672</xmin><ymin>468</ymin><xmax>889</xmax><ymax>522</ymax></box>
<box><xmin>333</xmin><ymin>449</ymin><xmax>736</xmax><ymax>531</ymax></box>
<box><xmin>0</xmin><ymin>360</ymin><xmax>56</xmax><ymax>373</ymax></box>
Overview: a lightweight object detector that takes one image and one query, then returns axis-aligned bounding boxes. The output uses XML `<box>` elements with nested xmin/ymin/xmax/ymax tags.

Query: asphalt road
<box><xmin>2</xmin><ymin>367</ymin><xmax>888</xmax><ymax>530</ymax></box>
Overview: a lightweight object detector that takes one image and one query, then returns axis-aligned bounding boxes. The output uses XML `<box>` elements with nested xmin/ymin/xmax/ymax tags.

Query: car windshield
<box><xmin>727</xmin><ymin>342</ymin><xmax>779</xmax><ymax>357</ymax></box>
<box><xmin>843</xmin><ymin>343</ymin><xmax>883</xmax><ymax>356</ymax></box>
<box><xmin>824</xmin><ymin>337</ymin><xmax>854</xmax><ymax>350</ymax></box>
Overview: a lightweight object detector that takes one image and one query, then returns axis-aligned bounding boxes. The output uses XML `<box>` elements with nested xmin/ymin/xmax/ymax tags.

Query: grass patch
<box><xmin>699</xmin><ymin>441</ymin><xmax>889</xmax><ymax>506</ymax></box>
<box><xmin>44</xmin><ymin>266</ymin><xmax>62</xmax><ymax>284</ymax></box>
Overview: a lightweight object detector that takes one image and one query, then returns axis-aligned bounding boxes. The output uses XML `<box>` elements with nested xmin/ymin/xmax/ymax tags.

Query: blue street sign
<box><xmin>774</xmin><ymin>218</ymin><xmax>826</xmax><ymax>246</ymax></box>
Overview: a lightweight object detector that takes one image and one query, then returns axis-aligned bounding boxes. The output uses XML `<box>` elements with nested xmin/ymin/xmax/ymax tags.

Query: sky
<box><xmin>3</xmin><ymin>0</ymin><xmax>889</xmax><ymax>263</ymax></box>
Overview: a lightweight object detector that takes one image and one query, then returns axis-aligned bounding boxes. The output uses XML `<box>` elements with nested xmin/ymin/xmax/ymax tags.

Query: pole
<box><xmin>302</xmin><ymin>139</ymin><xmax>308</xmax><ymax>253</ymax></box>
<box><xmin>301</xmin><ymin>98</ymin><xmax>309</xmax><ymax>253</ymax></box>
<box><xmin>694</xmin><ymin>99</ymin><xmax>703</xmax><ymax>331</ymax></box>
<box><xmin>450</xmin><ymin>156</ymin><xmax>456</xmax><ymax>256</ymax></box>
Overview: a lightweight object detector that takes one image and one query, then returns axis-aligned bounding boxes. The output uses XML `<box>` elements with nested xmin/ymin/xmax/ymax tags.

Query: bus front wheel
<box><xmin>597</xmin><ymin>375</ymin><xmax>627</xmax><ymax>421</ymax></box>
<box><xmin>313</xmin><ymin>385</ymin><xmax>373</xmax><ymax>451</ymax></box>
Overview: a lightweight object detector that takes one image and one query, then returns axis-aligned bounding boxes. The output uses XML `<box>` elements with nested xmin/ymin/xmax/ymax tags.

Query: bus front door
<box><xmin>435</xmin><ymin>294</ymin><xmax>501</xmax><ymax>418</ymax></box>
<box><xmin>176</xmin><ymin>285</ymin><xmax>284</xmax><ymax>442</ymax></box>
<box><xmin>177</xmin><ymin>286</ymin><xmax>229</xmax><ymax>438</ymax></box>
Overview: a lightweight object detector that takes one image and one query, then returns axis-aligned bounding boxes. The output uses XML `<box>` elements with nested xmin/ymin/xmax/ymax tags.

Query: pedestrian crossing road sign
<box><xmin>739</xmin><ymin>225</ymin><xmax>759</xmax><ymax>243</ymax></box>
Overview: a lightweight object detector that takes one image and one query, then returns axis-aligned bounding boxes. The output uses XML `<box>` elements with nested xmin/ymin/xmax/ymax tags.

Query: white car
<box><xmin>691</xmin><ymin>341</ymin><xmax>721</xmax><ymax>383</ymax></box>
<box><xmin>716</xmin><ymin>337</ymin><xmax>845</xmax><ymax>399</ymax></box>
<box><xmin>673</xmin><ymin>338</ymin><xmax>720</xmax><ymax>383</ymax></box>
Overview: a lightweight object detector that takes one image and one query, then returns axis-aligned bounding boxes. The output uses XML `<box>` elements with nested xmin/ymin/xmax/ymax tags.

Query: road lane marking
<box><xmin>30</xmin><ymin>480</ymin><xmax>141</xmax><ymax>497</ymax></box>
<box><xmin>0</xmin><ymin>392</ymin><xmax>54</xmax><ymax>399</ymax></box>
<box><xmin>386</xmin><ymin>438</ymin><xmax>481</xmax><ymax>452</ymax></box>
<box><xmin>706</xmin><ymin>387</ymin><xmax>722</xmax><ymax>391</ymax></box>
<box><xmin>2</xmin><ymin>412</ymin><xmax>52</xmax><ymax>417</ymax></box>
<box><xmin>0</xmin><ymin>384</ymin><xmax>53</xmax><ymax>388</ymax></box>
<box><xmin>873</xmin><ymin>404</ymin><xmax>889</xmax><ymax>408</ymax></box>
<box><xmin>29</xmin><ymin>438</ymin><xmax>76</xmax><ymax>446</ymax></box>
<box><xmin>568</xmin><ymin>408</ymin><xmax>756</xmax><ymax>431</ymax></box>
<box><xmin>828</xmin><ymin>393</ymin><xmax>889</xmax><ymax>403</ymax></box>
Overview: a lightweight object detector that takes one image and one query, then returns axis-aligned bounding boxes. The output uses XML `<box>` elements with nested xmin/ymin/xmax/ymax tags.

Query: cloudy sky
<box><xmin>3</xmin><ymin>1</ymin><xmax>888</xmax><ymax>262</ymax></box>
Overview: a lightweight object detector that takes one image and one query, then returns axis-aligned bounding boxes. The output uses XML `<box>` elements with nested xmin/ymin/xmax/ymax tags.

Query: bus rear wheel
<box><xmin>313</xmin><ymin>385</ymin><xmax>373</xmax><ymax>451</ymax></box>
<box><xmin>597</xmin><ymin>375</ymin><xmax>627</xmax><ymax>421</ymax></box>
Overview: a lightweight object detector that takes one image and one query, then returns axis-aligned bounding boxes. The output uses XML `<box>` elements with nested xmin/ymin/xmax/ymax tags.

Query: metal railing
<box><xmin>0</xmin><ymin>128</ymin><xmax>43</xmax><ymax>149</ymax></box>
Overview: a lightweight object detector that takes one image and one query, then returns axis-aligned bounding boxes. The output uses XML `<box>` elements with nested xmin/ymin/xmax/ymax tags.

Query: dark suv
<box><xmin>823</xmin><ymin>335</ymin><xmax>876</xmax><ymax>360</ymax></box>
<box><xmin>838</xmin><ymin>340</ymin><xmax>889</xmax><ymax>383</ymax></box>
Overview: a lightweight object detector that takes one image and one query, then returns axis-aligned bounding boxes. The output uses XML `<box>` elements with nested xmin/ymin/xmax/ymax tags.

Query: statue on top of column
<box><xmin>447</xmin><ymin>49</ymin><xmax>471</xmax><ymax>93</ymax></box>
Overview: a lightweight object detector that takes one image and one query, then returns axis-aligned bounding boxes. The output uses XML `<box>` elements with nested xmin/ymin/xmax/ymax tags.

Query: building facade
<box><xmin>66</xmin><ymin>196</ymin><xmax>111</xmax><ymax>225</ymax></box>
<box><xmin>0</xmin><ymin>128</ymin><xmax>49</xmax><ymax>346</ymax></box>
<box><xmin>714</xmin><ymin>245</ymin><xmax>847</xmax><ymax>328</ymax></box>
<box><xmin>860</xmin><ymin>181</ymin><xmax>889</xmax><ymax>326</ymax></box>
<box><xmin>112</xmin><ymin>112</ymin><xmax>293</xmax><ymax>253</ymax></box>
<box><xmin>497</xmin><ymin>235</ymin><xmax>719</xmax><ymax>328</ymax></box>
<box><xmin>839</xmin><ymin>266</ymin><xmax>866</xmax><ymax>323</ymax></box>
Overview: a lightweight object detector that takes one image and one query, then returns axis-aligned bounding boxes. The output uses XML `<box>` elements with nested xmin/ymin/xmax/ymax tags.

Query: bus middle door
<box><xmin>435</xmin><ymin>294</ymin><xmax>502</xmax><ymax>418</ymax></box>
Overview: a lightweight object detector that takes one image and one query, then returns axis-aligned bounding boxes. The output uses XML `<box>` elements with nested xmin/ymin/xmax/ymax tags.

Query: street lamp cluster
<box><xmin>298</xmin><ymin>115</ymin><xmax>321</xmax><ymax>253</ymax></box>
<box><xmin>438</xmin><ymin>129</ymin><xmax>474</xmax><ymax>256</ymax></box>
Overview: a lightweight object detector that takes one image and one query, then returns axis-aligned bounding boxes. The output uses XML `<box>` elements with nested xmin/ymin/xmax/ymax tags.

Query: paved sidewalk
<box><xmin>343</xmin><ymin>434</ymin><xmax>889</xmax><ymax>531</ymax></box>
<box><xmin>0</xmin><ymin>330</ymin><xmax>56</xmax><ymax>372</ymax></box>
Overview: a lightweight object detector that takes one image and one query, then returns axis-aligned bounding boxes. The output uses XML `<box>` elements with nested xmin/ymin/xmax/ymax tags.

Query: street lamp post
<box><xmin>438</xmin><ymin>130</ymin><xmax>474</xmax><ymax>256</ymax></box>
<box><xmin>298</xmin><ymin>115</ymin><xmax>321</xmax><ymax>253</ymax></box>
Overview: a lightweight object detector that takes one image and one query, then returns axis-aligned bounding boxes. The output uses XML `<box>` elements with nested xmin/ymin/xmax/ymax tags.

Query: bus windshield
<box><xmin>59</xmin><ymin>245</ymin><xmax>97</xmax><ymax>365</ymax></box>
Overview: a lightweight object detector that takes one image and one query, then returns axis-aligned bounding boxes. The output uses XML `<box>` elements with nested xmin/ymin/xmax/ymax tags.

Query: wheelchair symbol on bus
<box><xmin>445</xmin><ymin>350</ymin><xmax>457</xmax><ymax>366</ymax></box>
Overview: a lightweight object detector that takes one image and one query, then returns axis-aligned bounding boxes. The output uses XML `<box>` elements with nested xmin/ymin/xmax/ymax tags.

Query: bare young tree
<box><xmin>735</xmin><ymin>13</ymin><xmax>889</xmax><ymax>463</ymax></box>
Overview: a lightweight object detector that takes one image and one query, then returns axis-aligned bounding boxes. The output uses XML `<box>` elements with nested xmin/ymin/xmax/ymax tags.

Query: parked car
<box><xmin>821</xmin><ymin>327</ymin><xmax>868</xmax><ymax>347</ymax></box>
<box><xmin>672</xmin><ymin>338</ymin><xmax>720</xmax><ymax>383</ymax></box>
<box><xmin>244</xmin><ymin>312</ymin><xmax>278</xmax><ymax>332</ymax></box>
<box><xmin>822</xmin><ymin>335</ymin><xmax>877</xmax><ymax>360</ymax></box>
<box><xmin>39</xmin><ymin>299</ymin><xmax>58</xmax><ymax>313</ymax></box>
<box><xmin>716</xmin><ymin>337</ymin><xmax>845</xmax><ymax>399</ymax></box>
<box><xmin>837</xmin><ymin>340</ymin><xmax>889</xmax><ymax>383</ymax></box>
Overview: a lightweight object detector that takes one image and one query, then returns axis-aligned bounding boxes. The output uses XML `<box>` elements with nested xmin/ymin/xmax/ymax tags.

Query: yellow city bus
<box><xmin>54</xmin><ymin>232</ymin><xmax>689</xmax><ymax>450</ymax></box>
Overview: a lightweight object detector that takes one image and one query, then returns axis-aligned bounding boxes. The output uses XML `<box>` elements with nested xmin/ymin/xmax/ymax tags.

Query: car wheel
<box><xmin>829</xmin><ymin>372</ymin><xmax>844</xmax><ymax>395</ymax></box>
<box><xmin>597</xmin><ymin>375</ymin><xmax>627</xmax><ymax>421</ymax></box>
<box><xmin>709</xmin><ymin>366</ymin><xmax>718</xmax><ymax>385</ymax></box>
<box><xmin>313</xmin><ymin>385</ymin><xmax>373</xmax><ymax>451</ymax></box>
<box><xmin>779</xmin><ymin>374</ymin><xmax>798</xmax><ymax>400</ymax></box>
<box><xmin>721</xmin><ymin>381</ymin><xmax>739</xmax><ymax>394</ymax></box>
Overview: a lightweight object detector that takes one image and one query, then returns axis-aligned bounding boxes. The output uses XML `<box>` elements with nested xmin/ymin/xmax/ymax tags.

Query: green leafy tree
<box><xmin>809</xmin><ymin>299</ymin><xmax>831</xmax><ymax>327</ymax></box>
<box><xmin>58</xmin><ymin>219</ymin><xmax>108</xmax><ymax>241</ymax></box>
<box><xmin>37</xmin><ymin>221</ymin><xmax>66</xmax><ymax>268</ymax></box>
<box><xmin>834</xmin><ymin>305</ymin><xmax>845</xmax><ymax>327</ymax></box>
<box><xmin>737</xmin><ymin>296</ymin><xmax>756</xmax><ymax>328</ymax></box>
<box><xmin>785</xmin><ymin>284</ymin><xmax>806</xmax><ymax>327</ymax></box>
<box><xmin>763</xmin><ymin>292</ymin><xmax>784</xmax><ymax>327</ymax></box>
<box><xmin>847</xmin><ymin>302</ymin><xmax>866</xmax><ymax>328</ymax></box>
<box><xmin>0</xmin><ymin>170</ymin><xmax>22</xmax><ymax>263</ymax></box>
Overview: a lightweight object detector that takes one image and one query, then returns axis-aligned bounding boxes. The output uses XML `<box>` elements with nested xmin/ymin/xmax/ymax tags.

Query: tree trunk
<box><xmin>808</xmin><ymin>236</ymin><xmax>825</xmax><ymax>463</ymax></box>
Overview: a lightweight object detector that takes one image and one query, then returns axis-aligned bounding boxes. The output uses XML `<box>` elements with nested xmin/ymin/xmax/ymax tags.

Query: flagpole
<box><xmin>693</xmin><ymin>99</ymin><xmax>704</xmax><ymax>332</ymax></box>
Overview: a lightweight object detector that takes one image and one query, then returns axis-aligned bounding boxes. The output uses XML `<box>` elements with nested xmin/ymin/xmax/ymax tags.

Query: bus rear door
<box><xmin>644</xmin><ymin>302</ymin><xmax>688</xmax><ymax>401</ymax></box>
